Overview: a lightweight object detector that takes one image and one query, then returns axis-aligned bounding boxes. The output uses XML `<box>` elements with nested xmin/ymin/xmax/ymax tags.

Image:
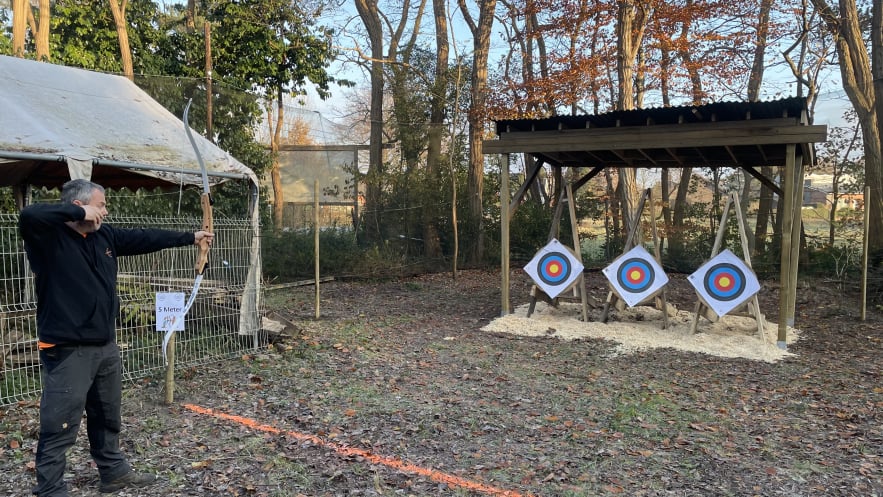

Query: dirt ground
<box><xmin>1</xmin><ymin>269</ymin><xmax>881</xmax><ymax>497</ymax></box>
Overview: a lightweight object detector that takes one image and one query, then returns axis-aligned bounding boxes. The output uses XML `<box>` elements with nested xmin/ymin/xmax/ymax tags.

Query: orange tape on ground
<box><xmin>183</xmin><ymin>404</ymin><xmax>536</xmax><ymax>497</ymax></box>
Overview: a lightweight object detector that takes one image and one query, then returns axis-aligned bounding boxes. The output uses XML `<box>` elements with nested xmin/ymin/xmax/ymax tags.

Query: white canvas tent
<box><xmin>0</xmin><ymin>55</ymin><xmax>262</xmax><ymax>340</ymax></box>
<box><xmin>0</xmin><ymin>55</ymin><xmax>257</xmax><ymax>188</ymax></box>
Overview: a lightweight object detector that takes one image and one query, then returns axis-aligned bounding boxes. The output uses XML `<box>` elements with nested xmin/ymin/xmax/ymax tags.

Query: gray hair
<box><xmin>61</xmin><ymin>179</ymin><xmax>104</xmax><ymax>204</ymax></box>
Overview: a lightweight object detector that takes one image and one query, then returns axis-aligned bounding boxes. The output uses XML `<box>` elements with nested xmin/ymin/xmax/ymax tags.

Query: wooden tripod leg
<box><xmin>750</xmin><ymin>295</ymin><xmax>767</xmax><ymax>342</ymax></box>
<box><xmin>690</xmin><ymin>301</ymin><xmax>703</xmax><ymax>334</ymax></box>
<box><xmin>601</xmin><ymin>291</ymin><xmax>614</xmax><ymax>323</ymax></box>
<box><xmin>527</xmin><ymin>285</ymin><xmax>539</xmax><ymax>317</ymax></box>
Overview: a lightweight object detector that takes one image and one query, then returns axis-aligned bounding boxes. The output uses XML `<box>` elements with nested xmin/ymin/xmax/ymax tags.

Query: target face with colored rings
<box><xmin>602</xmin><ymin>245</ymin><xmax>669</xmax><ymax>308</ymax></box>
<box><xmin>704</xmin><ymin>263</ymin><xmax>746</xmax><ymax>301</ymax></box>
<box><xmin>537</xmin><ymin>252</ymin><xmax>572</xmax><ymax>285</ymax></box>
<box><xmin>524</xmin><ymin>239</ymin><xmax>584</xmax><ymax>299</ymax></box>
<box><xmin>687</xmin><ymin>249</ymin><xmax>761</xmax><ymax>318</ymax></box>
<box><xmin>617</xmin><ymin>258</ymin><xmax>656</xmax><ymax>293</ymax></box>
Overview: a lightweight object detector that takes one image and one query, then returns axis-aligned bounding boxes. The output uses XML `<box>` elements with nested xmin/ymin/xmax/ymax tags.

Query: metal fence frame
<box><xmin>0</xmin><ymin>213</ymin><xmax>264</xmax><ymax>406</ymax></box>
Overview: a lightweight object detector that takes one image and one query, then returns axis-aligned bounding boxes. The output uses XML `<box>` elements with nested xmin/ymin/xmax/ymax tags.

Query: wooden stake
<box><xmin>164</xmin><ymin>333</ymin><xmax>175</xmax><ymax>405</ymax></box>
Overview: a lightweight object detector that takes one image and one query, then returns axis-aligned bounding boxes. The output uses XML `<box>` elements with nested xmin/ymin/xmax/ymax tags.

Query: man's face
<box><xmin>73</xmin><ymin>188</ymin><xmax>108</xmax><ymax>233</ymax></box>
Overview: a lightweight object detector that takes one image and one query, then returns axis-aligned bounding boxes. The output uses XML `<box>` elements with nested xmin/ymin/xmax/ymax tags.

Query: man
<box><xmin>19</xmin><ymin>179</ymin><xmax>214</xmax><ymax>496</ymax></box>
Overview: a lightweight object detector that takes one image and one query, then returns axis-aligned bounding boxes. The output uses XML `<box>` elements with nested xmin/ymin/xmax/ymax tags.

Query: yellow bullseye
<box><xmin>548</xmin><ymin>262</ymin><xmax>561</xmax><ymax>275</ymax></box>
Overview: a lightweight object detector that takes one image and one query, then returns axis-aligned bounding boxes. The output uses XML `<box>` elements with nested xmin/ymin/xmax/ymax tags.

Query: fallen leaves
<box><xmin>0</xmin><ymin>271</ymin><xmax>882</xmax><ymax>496</ymax></box>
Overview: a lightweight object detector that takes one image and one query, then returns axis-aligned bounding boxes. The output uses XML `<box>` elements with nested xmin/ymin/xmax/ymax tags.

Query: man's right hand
<box><xmin>81</xmin><ymin>205</ymin><xmax>104</xmax><ymax>227</ymax></box>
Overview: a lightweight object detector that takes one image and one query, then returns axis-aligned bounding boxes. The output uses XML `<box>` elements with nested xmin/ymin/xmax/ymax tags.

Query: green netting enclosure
<box><xmin>0</xmin><ymin>214</ymin><xmax>263</xmax><ymax>405</ymax></box>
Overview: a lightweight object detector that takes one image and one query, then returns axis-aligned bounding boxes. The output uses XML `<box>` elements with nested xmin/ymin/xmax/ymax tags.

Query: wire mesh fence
<box><xmin>0</xmin><ymin>213</ymin><xmax>263</xmax><ymax>406</ymax></box>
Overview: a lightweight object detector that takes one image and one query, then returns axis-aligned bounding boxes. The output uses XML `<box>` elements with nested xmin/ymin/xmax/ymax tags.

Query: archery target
<box><xmin>524</xmin><ymin>239</ymin><xmax>584</xmax><ymax>299</ymax></box>
<box><xmin>688</xmin><ymin>249</ymin><xmax>760</xmax><ymax>317</ymax></box>
<box><xmin>602</xmin><ymin>245</ymin><xmax>669</xmax><ymax>308</ymax></box>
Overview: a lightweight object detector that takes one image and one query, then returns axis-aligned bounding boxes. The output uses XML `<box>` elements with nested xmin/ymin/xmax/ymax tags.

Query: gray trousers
<box><xmin>33</xmin><ymin>342</ymin><xmax>131</xmax><ymax>497</ymax></box>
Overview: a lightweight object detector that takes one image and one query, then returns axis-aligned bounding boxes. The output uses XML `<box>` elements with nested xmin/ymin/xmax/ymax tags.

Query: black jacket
<box><xmin>19</xmin><ymin>203</ymin><xmax>195</xmax><ymax>346</ymax></box>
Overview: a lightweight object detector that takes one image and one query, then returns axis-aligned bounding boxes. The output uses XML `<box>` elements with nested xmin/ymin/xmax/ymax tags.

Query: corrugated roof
<box><xmin>494</xmin><ymin>97</ymin><xmax>810</xmax><ymax>133</ymax></box>
<box><xmin>486</xmin><ymin>97</ymin><xmax>825</xmax><ymax>170</ymax></box>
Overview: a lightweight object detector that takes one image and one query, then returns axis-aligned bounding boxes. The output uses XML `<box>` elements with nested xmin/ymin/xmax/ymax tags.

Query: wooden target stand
<box><xmin>526</xmin><ymin>183</ymin><xmax>593</xmax><ymax>321</ymax></box>
<box><xmin>690</xmin><ymin>192</ymin><xmax>767</xmax><ymax>341</ymax></box>
<box><xmin>600</xmin><ymin>188</ymin><xmax>671</xmax><ymax>328</ymax></box>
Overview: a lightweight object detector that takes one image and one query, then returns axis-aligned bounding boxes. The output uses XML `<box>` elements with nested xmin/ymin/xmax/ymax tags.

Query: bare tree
<box><xmin>354</xmin><ymin>0</ymin><xmax>386</xmax><ymax>243</ymax></box>
<box><xmin>615</xmin><ymin>0</ymin><xmax>649</xmax><ymax>240</ymax></box>
<box><xmin>424</xmin><ymin>0</ymin><xmax>451</xmax><ymax>260</ymax></box>
<box><xmin>457</xmin><ymin>0</ymin><xmax>498</xmax><ymax>263</ymax></box>
<box><xmin>811</xmin><ymin>0</ymin><xmax>883</xmax><ymax>253</ymax></box>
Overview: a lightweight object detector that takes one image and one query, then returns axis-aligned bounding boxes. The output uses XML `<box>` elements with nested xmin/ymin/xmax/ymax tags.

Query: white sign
<box><xmin>156</xmin><ymin>292</ymin><xmax>185</xmax><ymax>332</ymax></box>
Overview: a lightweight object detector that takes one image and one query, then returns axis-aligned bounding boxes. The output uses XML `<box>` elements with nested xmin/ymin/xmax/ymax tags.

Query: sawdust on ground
<box><xmin>481</xmin><ymin>302</ymin><xmax>799</xmax><ymax>363</ymax></box>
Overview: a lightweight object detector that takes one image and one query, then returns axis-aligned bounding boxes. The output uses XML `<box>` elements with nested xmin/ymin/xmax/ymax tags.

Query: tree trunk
<box><xmin>458</xmin><ymin>0</ymin><xmax>497</xmax><ymax>264</ymax></box>
<box><xmin>670</xmin><ymin>167</ymin><xmax>692</xmax><ymax>259</ymax></box>
<box><xmin>12</xmin><ymin>0</ymin><xmax>28</xmax><ymax>57</ymax></box>
<box><xmin>186</xmin><ymin>0</ymin><xmax>196</xmax><ymax>29</ymax></box>
<box><xmin>615</xmin><ymin>0</ymin><xmax>647</xmax><ymax>111</ymax></box>
<box><xmin>615</xmin><ymin>0</ymin><xmax>647</xmax><ymax>241</ymax></box>
<box><xmin>31</xmin><ymin>0</ymin><xmax>50</xmax><ymax>61</ymax></box>
<box><xmin>109</xmin><ymin>0</ymin><xmax>134</xmax><ymax>81</ymax></box>
<box><xmin>754</xmin><ymin>165</ymin><xmax>774</xmax><ymax>253</ymax></box>
<box><xmin>747</xmin><ymin>0</ymin><xmax>773</xmax><ymax>100</ymax></box>
<box><xmin>739</xmin><ymin>0</ymin><xmax>773</xmax><ymax>255</ymax></box>
<box><xmin>355</xmin><ymin>0</ymin><xmax>386</xmax><ymax>244</ymax></box>
<box><xmin>660</xmin><ymin>167</ymin><xmax>670</xmax><ymax>251</ymax></box>
<box><xmin>423</xmin><ymin>0</ymin><xmax>448</xmax><ymax>260</ymax></box>
<box><xmin>269</xmin><ymin>91</ymin><xmax>285</xmax><ymax>231</ymax></box>
<box><xmin>812</xmin><ymin>0</ymin><xmax>883</xmax><ymax>252</ymax></box>
<box><xmin>676</xmin><ymin>0</ymin><xmax>704</xmax><ymax>105</ymax></box>
<box><xmin>871</xmin><ymin>0</ymin><xmax>883</xmax><ymax>253</ymax></box>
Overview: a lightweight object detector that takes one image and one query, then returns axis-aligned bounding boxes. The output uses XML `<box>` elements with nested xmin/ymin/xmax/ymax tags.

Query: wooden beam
<box><xmin>278</xmin><ymin>144</ymin><xmax>381</xmax><ymax>151</ymax></box>
<box><xmin>723</xmin><ymin>145</ymin><xmax>740</xmax><ymax>164</ymax></box>
<box><xmin>741</xmin><ymin>166</ymin><xmax>782</xmax><ymax>196</ymax></box>
<box><xmin>663</xmin><ymin>148</ymin><xmax>686</xmax><ymax>166</ymax></box>
<box><xmin>573</xmin><ymin>166</ymin><xmax>605</xmax><ymax>191</ymax></box>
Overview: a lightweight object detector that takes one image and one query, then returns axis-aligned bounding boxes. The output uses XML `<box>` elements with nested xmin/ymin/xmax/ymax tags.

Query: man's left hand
<box><xmin>194</xmin><ymin>231</ymin><xmax>214</xmax><ymax>246</ymax></box>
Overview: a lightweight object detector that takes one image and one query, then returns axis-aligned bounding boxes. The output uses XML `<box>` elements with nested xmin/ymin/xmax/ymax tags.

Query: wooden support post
<box><xmin>164</xmin><ymin>334</ymin><xmax>175</xmax><ymax>405</ymax></box>
<box><xmin>778</xmin><ymin>144</ymin><xmax>796</xmax><ymax>348</ymax></box>
<box><xmin>314</xmin><ymin>179</ymin><xmax>320</xmax><ymax>319</ymax></box>
<box><xmin>862</xmin><ymin>185</ymin><xmax>870</xmax><ymax>320</ymax></box>
<box><xmin>787</xmin><ymin>158</ymin><xmax>804</xmax><ymax>330</ymax></box>
<box><xmin>501</xmin><ymin>154</ymin><xmax>511</xmax><ymax>315</ymax></box>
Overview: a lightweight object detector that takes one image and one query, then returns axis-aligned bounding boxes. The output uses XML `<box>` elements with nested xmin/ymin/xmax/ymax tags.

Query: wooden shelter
<box><xmin>483</xmin><ymin>97</ymin><xmax>827</xmax><ymax>349</ymax></box>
